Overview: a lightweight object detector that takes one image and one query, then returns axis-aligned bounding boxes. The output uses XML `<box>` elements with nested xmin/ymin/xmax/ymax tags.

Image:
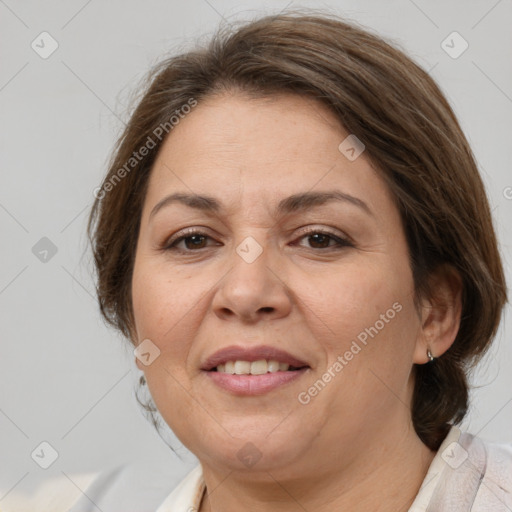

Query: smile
<box><xmin>201</xmin><ymin>345</ymin><xmax>311</xmax><ymax>395</ymax></box>
<box><xmin>215</xmin><ymin>359</ymin><xmax>302</xmax><ymax>374</ymax></box>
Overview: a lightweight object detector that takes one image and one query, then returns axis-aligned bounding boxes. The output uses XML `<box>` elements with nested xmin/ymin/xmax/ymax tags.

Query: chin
<box><xmin>192</xmin><ymin>421</ymin><xmax>310</xmax><ymax>474</ymax></box>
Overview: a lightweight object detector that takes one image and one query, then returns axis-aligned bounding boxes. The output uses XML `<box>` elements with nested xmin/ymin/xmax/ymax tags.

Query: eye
<box><xmin>163</xmin><ymin>229</ymin><xmax>220</xmax><ymax>252</ymax></box>
<box><xmin>162</xmin><ymin>227</ymin><xmax>352</xmax><ymax>253</ymax></box>
<box><xmin>294</xmin><ymin>228</ymin><xmax>353</xmax><ymax>250</ymax></box>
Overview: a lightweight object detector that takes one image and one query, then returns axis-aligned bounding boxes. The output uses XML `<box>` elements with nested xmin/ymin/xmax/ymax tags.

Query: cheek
<box><xmin>131</xmin><ymin>271</ymin><xmax>167</xmax><ymax>342</ymax></box>
<box><xmin>131</xmin><ymin>264</ymin><xmax>198</xmax><ymax>412</ymax></box>
<box><xmin>132</xmin><ymin>259</ymin><xmax>199</xmax><ymax>341</ymax></box>
<box><xmin>312</xmin><ymin>275</ymin><xmax>419</xmax><ymax>422</ymax></box>
<box><xmin>131</xmin><ymin>257</ymin><xmax>217</xmax><ymax>396</ymax></box>
<box><xmin>313</xmin><ymin>264</ymin><xmax>394</xmax><ymax>333</ymax></box>
<box><xmin>131</xmin><ymin>265</ymin><xmax>196</xmax><ymax>397</ymax></box>
<box><xmin>312</xmin><ymin>256</ymin><xmax>418</xmax><ymax>369</ymax></box>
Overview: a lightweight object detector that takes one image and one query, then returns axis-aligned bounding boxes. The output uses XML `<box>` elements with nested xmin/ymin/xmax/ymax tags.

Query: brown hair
<box><xmin>88</xmin><ymin>11</ymin><xmax>507</xmax><ymax>451</ymax></box>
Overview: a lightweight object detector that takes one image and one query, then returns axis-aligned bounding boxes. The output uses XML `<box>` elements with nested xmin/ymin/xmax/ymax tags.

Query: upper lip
<box><xmin>201</xmin><ymin>345</ymin><xmax>310</xmax><ymax>371</ymax></box>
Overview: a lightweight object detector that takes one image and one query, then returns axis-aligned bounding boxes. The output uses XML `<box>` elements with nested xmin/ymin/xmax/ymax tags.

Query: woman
<box><xmin>80</xmin><ymin>11</ymin><xmax>511</xmax><ymax>511</ymax></box>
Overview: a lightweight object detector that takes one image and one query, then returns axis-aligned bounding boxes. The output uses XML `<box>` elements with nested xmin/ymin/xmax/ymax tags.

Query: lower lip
<box><xmin>205</xmin><ymin>368</ymin><xmax>308</xmax><ymax>395</ymax></box>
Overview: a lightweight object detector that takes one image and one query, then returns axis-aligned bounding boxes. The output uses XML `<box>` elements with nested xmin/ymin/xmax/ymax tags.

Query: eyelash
<box><xmin>163</xmin><ymin>227</ymin><xmax>353</xmax><ymax>253</ymax></box>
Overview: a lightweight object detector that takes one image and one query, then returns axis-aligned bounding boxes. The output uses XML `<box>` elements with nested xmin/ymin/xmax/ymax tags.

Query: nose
<box><xmin>211</xmin><ymin>243</ymin><xmax>293</xmax><ymax>323</ymax></box>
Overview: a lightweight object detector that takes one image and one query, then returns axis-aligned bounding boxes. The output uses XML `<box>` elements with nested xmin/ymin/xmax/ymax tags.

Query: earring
<box><xmin>427</xmin><ymin>348</ymin><xmax>435</xmax><ymax>362</ymax></box>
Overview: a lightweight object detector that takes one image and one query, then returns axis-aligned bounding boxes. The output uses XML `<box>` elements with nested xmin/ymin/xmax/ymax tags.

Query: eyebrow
<box><xmin>149</xmin><ymin>190</ymin><xmax>373</xmax><ymax>219</ymax></box>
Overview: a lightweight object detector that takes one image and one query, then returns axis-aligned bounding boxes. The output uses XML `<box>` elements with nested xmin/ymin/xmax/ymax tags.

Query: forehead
<box><xmin>143</xmin><ymin>92</ymin><xmax>391</xmax><ymax>216</ymax></box>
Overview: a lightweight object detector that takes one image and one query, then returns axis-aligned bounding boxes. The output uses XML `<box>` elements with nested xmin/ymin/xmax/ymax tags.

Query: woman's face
<box><xmin>132</xmin><ymin>93</ymin><xmax>426</xmax><ymax>478</ymax></box>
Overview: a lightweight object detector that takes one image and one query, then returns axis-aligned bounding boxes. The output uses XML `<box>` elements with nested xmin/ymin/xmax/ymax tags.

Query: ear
<box><xmin>128</xmin><ymin>320</ymin><xmax>145</xmax><ymax>370</ymax></box>
<box><xmin>131</xmin><ymin>328</ymin><xmax>145</xmax><ymax>372</ymax></box>
<box><xmin>135</xmin><ymin>356</ymin><xmax>145</xmax><ymax>371</ymax></box>
<box><xmin>413</xmin><ymin>264</ymin><xmax>463</xmax><ymax>364</ymax></box>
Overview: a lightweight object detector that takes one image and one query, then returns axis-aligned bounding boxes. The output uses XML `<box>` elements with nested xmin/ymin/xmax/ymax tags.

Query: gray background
<box><xmin>1</xmin><ymin>0</ymin><xmax>511</xmax><ymax>505</ymax></box>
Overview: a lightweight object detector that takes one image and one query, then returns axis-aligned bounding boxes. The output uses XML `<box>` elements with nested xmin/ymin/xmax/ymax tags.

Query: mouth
<box><xmin>201</xmin><ymin>345</ymin><xmax>310</xmax><ymax>373</ymax></box>
<box><xmin>201</xmin><ymin>345</ymin><xmax>310</xmax><ymax>395</ymax></box>
<box><xmin>211</xmin><ymin>360</ymin><xmax>306</xmax><ymax>374</ymax></box>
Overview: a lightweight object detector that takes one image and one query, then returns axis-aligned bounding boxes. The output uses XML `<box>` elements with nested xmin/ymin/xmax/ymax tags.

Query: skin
<box><xmin>131</xmin><ymin>92</ymin><xmax>462</xmax><ymax>511</ymax></box>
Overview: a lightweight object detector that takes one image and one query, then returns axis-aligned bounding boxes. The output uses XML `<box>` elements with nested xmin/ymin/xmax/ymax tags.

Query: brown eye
<box><xmin>295</xmin><ymin>229</ymin><xmax>352</xmax><ymax>250</ymax></box>
<box><xmin>307</xmin><ymin>233</ymin><xmax>333</xmax><ymax>249</ymax></box>
<box><xmin>181</xmin><ymin>234</ymin><xmax>208</xmax><ymax>250</ymax></box>
<box><xmin>164</xmin><ymin>231</ymin><xmax>218</xmax><ymax>251</ymax></box>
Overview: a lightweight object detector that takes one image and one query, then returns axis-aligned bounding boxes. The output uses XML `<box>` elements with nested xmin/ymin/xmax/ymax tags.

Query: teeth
<box><xmin>250</xmin><ymin>360</ymin><xmax>268</xmax><ymax>375</ymax></box>
<box><xmin>215</xmin><ymin>359</ymin><xmax>291</xmax><ymax>374</ymax></box>
<box><xmin>234</xmin><ymin>361</ymin><xmax>251</xmax><ymax>374</ymax></box>
<box><xmin>267</xmin><ymin>360</ymin><xmax>280</xmax><ymax>372</ymax></box>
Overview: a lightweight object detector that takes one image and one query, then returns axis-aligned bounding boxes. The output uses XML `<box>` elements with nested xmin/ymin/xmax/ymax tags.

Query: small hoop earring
<box><xmin>427</xmin><ymin>349</ymin><xmax>435</xmax><ymax>362</ymax></box>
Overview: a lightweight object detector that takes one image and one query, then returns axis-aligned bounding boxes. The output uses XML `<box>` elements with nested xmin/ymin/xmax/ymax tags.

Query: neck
<box><xmin>199</xmin><ymin>424</ymin><xmax>435</xmax><ymax>512</ymax></box>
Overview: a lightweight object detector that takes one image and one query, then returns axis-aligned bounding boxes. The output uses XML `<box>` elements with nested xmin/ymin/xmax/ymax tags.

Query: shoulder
<box><xmin>6</xmin><ymin>461</ymin><xmax>202</xmax><ymax>512</ymax></box>
<box><xmin>476</xmin><ymin>436</ymin><xmax>512</xmax><ymax>508</ymax></box>
<box><xmin>155</xmin><ymin>464</ymin><xmax>204</xmax><ymax>511</ymax></box>
<box><xmin>439</xmin><ymin>429</ymin><xmax>512</xmax><ymax>511</ymax></box>
<box><xmin>410</xmin><ymin>427</ymin><xmax>512</xmax><ymax>511</ymax></box>
<box><xmin>0</xmin><ymin>472</ymin><xmax>100</xmax><ymax>512</ymax></box>
<box><xmin>66</xmin><ymin>460</ymin><xmax>193</xmax><ymax>512</ymax></box>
